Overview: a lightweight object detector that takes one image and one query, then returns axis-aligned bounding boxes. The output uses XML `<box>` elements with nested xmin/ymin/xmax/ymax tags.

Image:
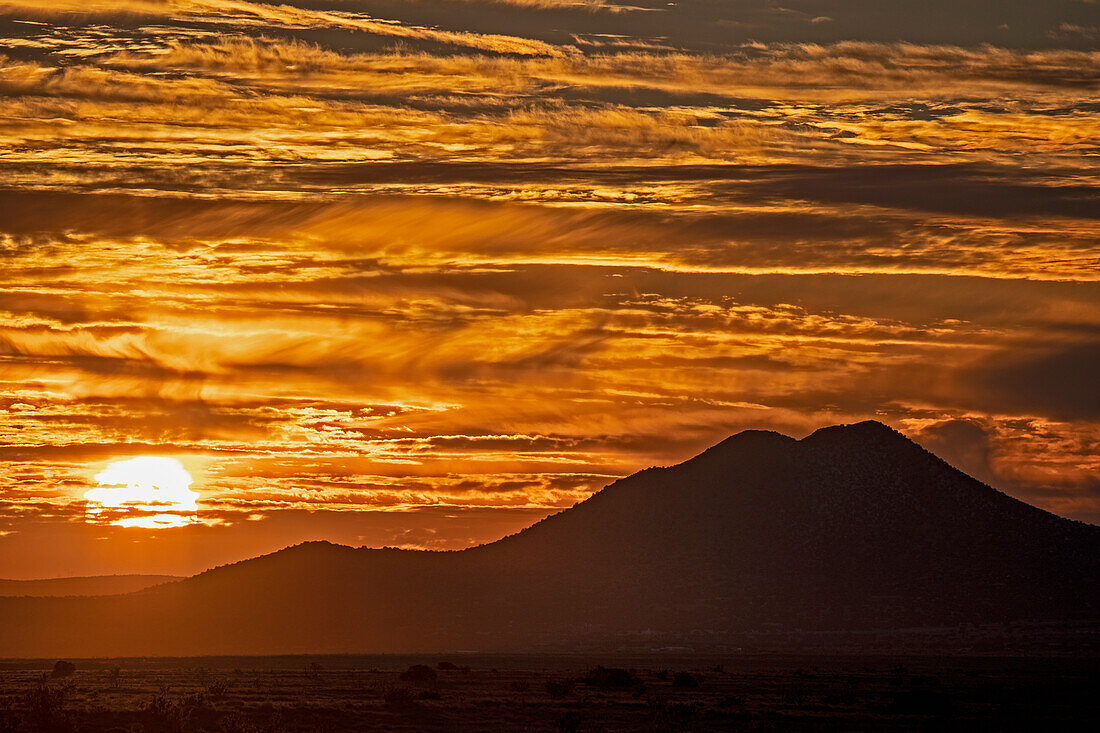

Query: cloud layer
<box><xmin>0</xmin><ymin>0</ymin><xmax>1097</xmax><ymax>576</ymax></box>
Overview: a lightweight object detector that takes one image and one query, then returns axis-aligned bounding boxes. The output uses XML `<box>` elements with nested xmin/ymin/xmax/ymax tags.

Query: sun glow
<box><xmin>84</xmin><ymin>457</ymin><xmax>199</xmax><ymax>528</ymax></box>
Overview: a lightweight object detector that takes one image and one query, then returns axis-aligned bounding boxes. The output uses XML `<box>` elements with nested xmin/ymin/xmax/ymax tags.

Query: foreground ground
<box><xmin>0</xmin><ymin>654</ymin><xmax>1097</xmax><ymax>731</ymax></box>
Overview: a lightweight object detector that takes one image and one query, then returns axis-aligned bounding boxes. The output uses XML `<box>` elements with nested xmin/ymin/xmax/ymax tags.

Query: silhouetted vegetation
<box><xmin>205</xmin><ymin>677</ymin><xmax>231</xmax><ymax>700</ymax></box>
<box><xmin>545</xmin><ymin>679</ymin><xmax>572</xmax><ymax>699</ymax></box>
<box><xmin>581</xmin><ymin>666</ymin><xmax>642</xmax><ymax>689</ymax></box>
<box><xmin>143</xmin><ymin>689</ymin><xmax>212</xmax><ymax>733</ymax></box>
<box><xmin>720</xmin><ymin>694</ymin><xmax>746</xmax><ymax>708</ymax></box>
<box><xmin>24</xmin><ymin>683</ymin><xmax>71</xmax><ymax>732</ymax></box>
<box><xmin>382</xmin><ymin>686</ymin><xmax>414</xmax><ymax>707</ymax></box>
<box><xmin>48</xmin><ymin>662</ymin><xmax>74</xmax><ymax>680</ymax></box>
<box><xmin>649</xmin><ymin>699</ymin><xmax>699</xmax><ymax>731</ymax></box>
<box><xmin>554</xmin><ymin>710</ymin><xmax>583</xmax><ymax>733</ymax></box>
<box><xmin>0</xmin><ymin>654</ymin><xmax>1095</xmax><ymax>731</ymax></box>
<box><xmin>399</xmin><ymin>664</ymin><xmax>437</xmax><ymax>683</ymax></box>
<box><xmin>672</xmin><ymin>671</ymin><xmax>704</xmax><ymax>688</ymax></box>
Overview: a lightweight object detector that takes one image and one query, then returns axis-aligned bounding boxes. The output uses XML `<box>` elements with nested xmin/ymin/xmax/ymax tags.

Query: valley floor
<box><xmin>0</xmin><ymin>653</ymin><xmax>1096</xmax><ymax>731</ymax></box>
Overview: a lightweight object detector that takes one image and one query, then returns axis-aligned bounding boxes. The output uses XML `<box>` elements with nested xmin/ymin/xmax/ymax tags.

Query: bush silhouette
<box><xmin>206</xmin><ymin>677</ymin><xmax>231</xmax><ymax>700</ymax></box>
<box><xmin>555</xmin><ymin>711</ymin><xmax>583</xmax><ymax>733</ymax></box>
<box><xmin>649</xmin><ymin>700</ymin><xmax>698</xmax><ymax>732</ymax></box>
<box><xmin>143</xmin><ymin>690</ymin><xmax>210</xmax><ymax>733</ymax></box>
<box><xmin>383</xmin><ymin>686</ymin><xmax>414</xmax><ymax>707</ymax></box>
<box><xmin>25</xmin><ymin>683</ymin><xmax>72</xmax><ymax>731</ymax></box>
<box><xmin>50</xmin><ymin>661</ymin><xmax>75</xmax><ymax>679</ymax></box>
<box><xmin>581</xmin><ymin>666</ymin><xmax>641</xmax><ymax>689</ymax></box>
<box><xmin>671</xmin><ymin>672</ymin><xmax>703</xmax><ymax>688</ymax></box>
<box><xmin>545</xmin><ymin>679</ymin><xmax>572</xmax><ymax>699</ymax></box>
<box><xmin>399</xmin><ymin>665</ymin><xmax>437</xmax><ymax>683</ymax></box>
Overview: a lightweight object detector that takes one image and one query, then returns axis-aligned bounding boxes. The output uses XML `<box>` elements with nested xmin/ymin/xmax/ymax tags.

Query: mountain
<box><xmin>0</xmin><ymin>575</ymin><xmax>177</xmax><ymax>598</ymax></box>
<box><xmin>1</xmin><ymin>421</ymin><xmax>1097</xmax><ymax>657</ymax></box>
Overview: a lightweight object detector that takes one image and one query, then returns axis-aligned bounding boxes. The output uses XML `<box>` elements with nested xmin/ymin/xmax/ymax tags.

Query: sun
<box><xmin>84</xmin><ymin>457</ymin><xmax>199</xmax><ymax>529</ymax></box>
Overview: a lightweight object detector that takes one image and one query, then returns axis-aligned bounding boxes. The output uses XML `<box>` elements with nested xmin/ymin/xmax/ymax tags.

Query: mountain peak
<box><xmin>270</xmin><ymin>540</ymin><xmax>363</xmax><ymax>561</ymax></box>
<box><xmin>802</xmin><ymin>419</ymin><xmax>910</xmax><ymax>446</ymax></box>
<box><xmin>681</xmin><ymin>429</ymin><xmax>796</xmax><ymax>469</ymax></box>
<box><xmin>682</xmin><ymin>420</ymin><xmax>913</xmax><ymax>471</ymax></box>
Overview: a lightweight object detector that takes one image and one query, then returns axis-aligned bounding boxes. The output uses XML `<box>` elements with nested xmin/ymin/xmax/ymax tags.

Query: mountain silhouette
<box><xmin>1</xmin><ymin>421</ymin><xmax>1097</xmax><ymax>657</ymax></box>
<box><xmin>0</xmin><ymin>574</ymin><xmax>178</xmax><ymax>598</ymax></box>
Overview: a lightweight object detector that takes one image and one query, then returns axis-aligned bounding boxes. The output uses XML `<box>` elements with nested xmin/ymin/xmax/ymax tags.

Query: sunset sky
<box><xmin>0</xmin><ymin>0</ymin><xmax>1097</xmax><ymax>578</ymax></box>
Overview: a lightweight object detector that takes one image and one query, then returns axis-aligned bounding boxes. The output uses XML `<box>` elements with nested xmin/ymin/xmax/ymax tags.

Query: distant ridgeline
<box><xmin>2</xmin><ymin>422</ymin><xmax>1097</xmax><ymax>657</ymax></box>
<box><xmin>0</xmin><ymin>575</ymin><xmax>177</xmax><ymax>598</ymax></box>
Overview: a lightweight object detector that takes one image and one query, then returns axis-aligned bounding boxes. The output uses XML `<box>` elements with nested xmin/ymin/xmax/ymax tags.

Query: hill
<box><xmin>1</xmin><ymin>421</ymin><xmax>1096</xmax><ymax>657</ymax></box>
<box><xmin>0</xmin><ymin>575</ymin><xmax>178</xmax><ymax>598</ymax></box>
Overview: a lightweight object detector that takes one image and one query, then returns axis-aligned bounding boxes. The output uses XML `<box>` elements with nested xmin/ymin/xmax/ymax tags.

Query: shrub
<box><xmin>50</xmin><ymin>661</ymin><xmax>75</xmax><ymax>679</ymax></box>
<box><xmin>650</xmin><ymin>700</ymin><xmax>698</xmax><ymax>731</ymax></box>
<box><xmin>383</xmin><ymin>686</ymin><xmax>414</xmax><ymax>707</ymax></box>
<box><xmin>545</xmin><ymin>680</ymin><xmax>572</xmax><ymax>699</ymax></box>
<box><xmin>782</xmin><ymin>686</ymin><xmax>807</xmax><ymax>707</ymax></box>
<box><xmin>555</xmin><ymin>711</ymin><xmax>583</xmax><ymax>733</ymax></box>
<box><xmin>399</xmin><ymin>665</ymin><xmax>437</xmax><ymax>683</ymax></box>
<box><xmin>220</xmin><ymin>709</ymin><xmax>286</xmax><ymax>733</ymax></box>
<box><xmin>25</xmin><ymin>683</ymin><xmax>72</xmax><ymax>731</ymax></box>
<box><xmin>143</xmin><ymin>690</ymin><xmax>210</xmax><ymax>733</ymax></box>
<box><xmin>511</xmin><ymin>680</ymin><xmax>530</xmax><ymax>694</ymax></box>
<box><xmin>436</xmin><ymin>661</ymin><xmax>458</xmax><ymax>670</ymax></box>
<box><xmin>581</xmin><ymin>666</ymin><xmax>642</xmax><ymax>689</ymax></box>
<box><xmin>671</xmin><ymin>672</ymin><xmax>702</xmax><ymax>688</ymax></box>
<box><xmin>0</xmin><ymin>708</ymin><xmax>18</xmax><ymax>733</ymax></box>
<box><xmin>206</xmin><ymin>677</ymin><xmax>231</xmax><ymax>700</ymax></box>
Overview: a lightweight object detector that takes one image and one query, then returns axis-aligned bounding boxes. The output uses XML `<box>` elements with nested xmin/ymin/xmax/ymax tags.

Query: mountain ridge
<box><xmin>0</xmin><ymin>574</ymin><xmax>180</xmax><ymax>598</ymax></box>
<box><xmin>1</xmin><ymin>420</ymin><xmax>1096</xmax><ymax>657</ymax></box>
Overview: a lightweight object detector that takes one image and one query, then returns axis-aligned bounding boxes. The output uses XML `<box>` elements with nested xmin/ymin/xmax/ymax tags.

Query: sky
<box><xmin>0</xmin><ymin>0</ymin><xmax>1097</xmax><ymax>578</ymax></box>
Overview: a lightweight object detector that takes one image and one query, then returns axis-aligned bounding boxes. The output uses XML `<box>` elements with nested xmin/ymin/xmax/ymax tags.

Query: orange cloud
<box><xmin>1</xmin><ymin>3</ymin><xmax>1097</xmax><ymax>577</ymax></box>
